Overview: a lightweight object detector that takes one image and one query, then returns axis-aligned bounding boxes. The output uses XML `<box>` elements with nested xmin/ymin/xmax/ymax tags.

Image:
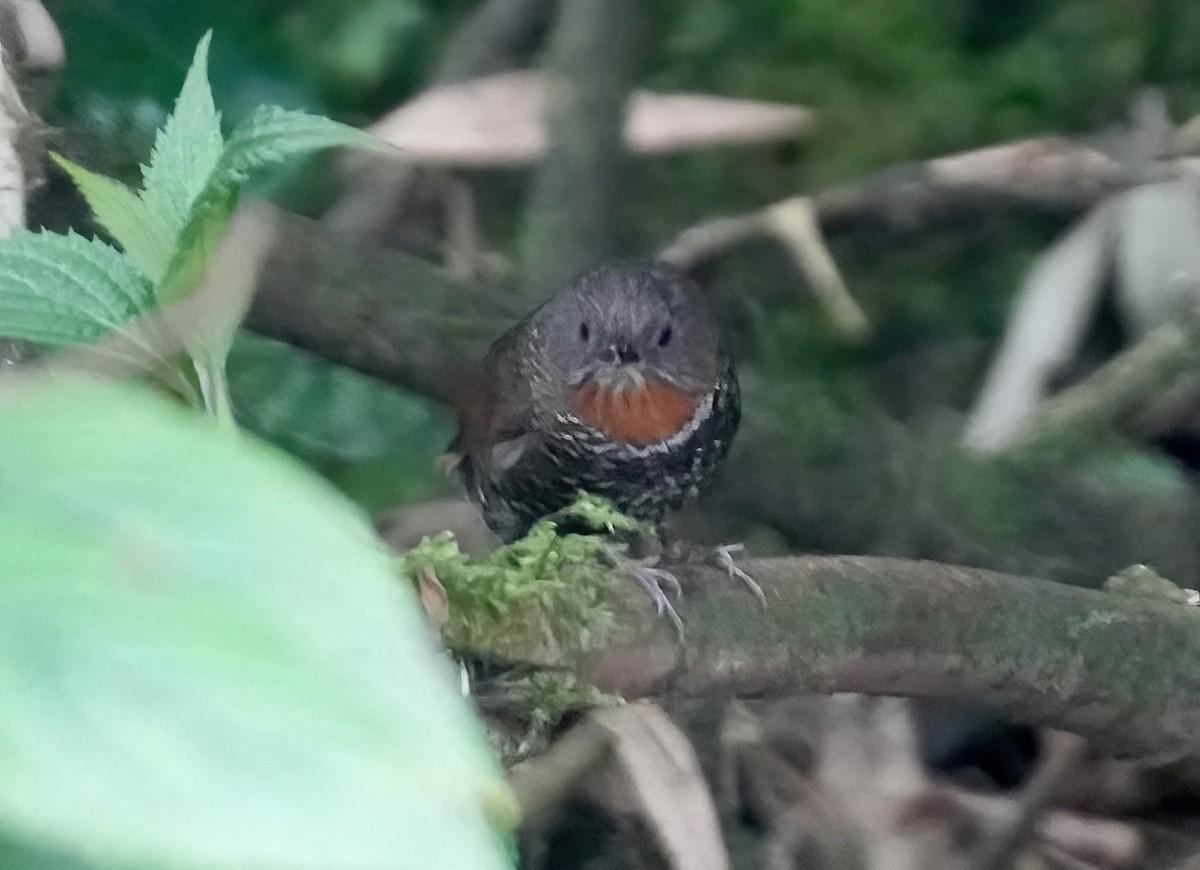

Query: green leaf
<box><xmin>140</xmin><ymin>30</ymin><xmax>224</xmax><ymax>244</ymax></box>
<box><xmin>227</xmin><ymin>334</ymin><xmax>453</xmax><ymax>511</ymax></box>
<box><xmin>51</xmin><ymin>154</ymin><xmax>174</xmax><ymax>283</ymax></box>
<box><xmin>0</xmin><ymin>231</ymin><xmax>154</xmax><ymax>345</ymax></box>
<box><xmin>154</xmin><ymin>107</ymin><xmax>381</xmax><ymax>307</ymax></box>
<box><xmin>213</xmin><ymin>105</ymin><xmax>383</xmax><ymax>191</ymax></box>
<box><xmin>227</xmin><ymin>333</ymin><xmax>450</xmax><ymax>464</ymax></box>
<box><xmin>153</xmin><ymin>184</ymin><xmax>238</xmax><ymax>307</ymax></box>
<box><xmin>0</xmin><ymin>378</ymin><xmax>512</xmax><ymax>869</ymax></box>
<box><xmin>0</xmin><ymin>834</ymin><xmax>90</xmax><ymax>869</ymax></box>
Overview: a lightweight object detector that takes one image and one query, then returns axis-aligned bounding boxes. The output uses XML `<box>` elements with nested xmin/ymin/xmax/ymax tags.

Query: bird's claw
<box><xmin>715</xmin><ymin>543</ymin><xmax>767</xmax><ymax>608</ymax></box>
<box><xmin>632</xmin><ymin>565</ymin><xmax>685</xmax><ymax>637</ymax></box>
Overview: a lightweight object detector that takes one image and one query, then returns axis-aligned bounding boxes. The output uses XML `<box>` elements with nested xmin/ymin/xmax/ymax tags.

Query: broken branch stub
<box><xmin>963</xmin><ymin>204</ymin><xmax>1116</xmax><ymax>452</ymax></box>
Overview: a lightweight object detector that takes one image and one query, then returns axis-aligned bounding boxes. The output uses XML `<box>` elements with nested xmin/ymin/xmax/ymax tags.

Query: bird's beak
<box><xmin>573</xmin><ymin>358</ymin><xmax>647</xmax><ymax>394</ymax></box>
<box><xmin>594</xmin><ymin>362</ymin><xmax>646</xmax><ymax>394</ymax></box>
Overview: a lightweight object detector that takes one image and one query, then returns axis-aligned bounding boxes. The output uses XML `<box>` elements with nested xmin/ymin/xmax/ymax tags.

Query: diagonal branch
<box><xmin>243</xmin><ymin>206</ymin><xmax>493</xmax><ymax>405</ymax></box>
<box><xmin>661</xmin><ymin>138</ymin><xmax>1200</xmax><ymax>262</ymax></box>
<box><xmin>1003</xmin><ymin>304</ymin><xmax>1200</xmax><ymax>452</ymax></box>
<box><xmin>248</xmin><ymin>139</ymin><xmax>1200</xmax><ymax>404</ymax></box>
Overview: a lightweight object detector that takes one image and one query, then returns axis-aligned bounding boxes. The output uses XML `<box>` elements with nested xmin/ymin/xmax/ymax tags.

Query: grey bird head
<box><xmin>536</xmin><ymin>262</ymin><xmax>725</xmax><ymax>397</ymax></box>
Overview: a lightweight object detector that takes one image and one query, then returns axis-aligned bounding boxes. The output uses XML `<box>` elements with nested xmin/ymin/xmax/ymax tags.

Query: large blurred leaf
<box><xmin>228</xmin><ymin>334</ymin><xmax>448</xmax><ymax>458</ymax></box>
<box><xmin>0</xmin><ymin>377</ymin><xmax>510</xmax><ymax>869</ymax></box>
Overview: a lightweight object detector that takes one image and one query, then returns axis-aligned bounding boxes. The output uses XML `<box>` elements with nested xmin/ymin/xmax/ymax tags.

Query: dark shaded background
<box><xmin>36</xmin><ymin>0</ymin><xmax>1200</xmax><ymax>586</ymax></box>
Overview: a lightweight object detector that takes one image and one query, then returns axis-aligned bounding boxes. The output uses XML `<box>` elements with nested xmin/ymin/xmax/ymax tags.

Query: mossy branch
<box><xmin>432</xmin><ymin>550</ymin><xmax>1200</xmax><ymax>764</ymax></box>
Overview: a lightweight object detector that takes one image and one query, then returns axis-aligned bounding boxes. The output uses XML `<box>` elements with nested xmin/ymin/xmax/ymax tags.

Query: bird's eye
<box><xmin>657</xmin><ymin>326</ymin><xmax>673</xmax><ymax>347</ymax></box>
<box><xmin>579</xmin><ymin>322</ymin><xmax>590</xmax><ymax>342</ymax></box>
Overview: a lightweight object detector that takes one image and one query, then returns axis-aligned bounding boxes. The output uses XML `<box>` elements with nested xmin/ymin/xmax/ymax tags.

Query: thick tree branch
<box><xmin>452</xmin><ymin>555</ymin><xmax>1200</xmax><ymax>764</ymax></box>
<box><xmin>251</xmin><ymin>138</ymin><xmax>1200</xmax><ymax>408</ymax></box>
<box><xmin>245</xmin><ymin>207</ymin><xmax>494</xmax><ymax>405</ymax></box>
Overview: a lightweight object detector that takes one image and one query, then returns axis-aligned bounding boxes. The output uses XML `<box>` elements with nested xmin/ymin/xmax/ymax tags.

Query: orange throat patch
<box><xmin>573</xmin><ymin>380</ymin><xmax>699</xmax><ymax>447</ymax></box>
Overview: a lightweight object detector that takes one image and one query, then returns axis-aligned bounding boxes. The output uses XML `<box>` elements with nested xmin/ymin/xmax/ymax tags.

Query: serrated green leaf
<box><xmin>154</xmin><ymin>108</ymin><xmax>380</xmax><ymax>308</ymax></box>
<box><xmin>51</xmin><ymin>154</ymin><xmax>174</xmax><ymax>283</ymax></box>
<box><xmin>0</xmin><ymin>377</ymin><xmax>512</xmax><ymax>869</ymax></box>
<box><xmin>213</xmin><ymin>105</ymin><xmax>383</xmax><ymax>191</ymax></box>
<box><xmin>154</xmin><ymin>185</ymin><xmax>238</xmax><ymax>307</ymax></box>
<box><xmin>0</xmin><ymin>231</ymin><xmax>154</xmax><ymax>345</ymax></box>
<box><xmin>140</xmin><ymin>30</ymin><xmax>224</xmax><ymax>244</ymax></box>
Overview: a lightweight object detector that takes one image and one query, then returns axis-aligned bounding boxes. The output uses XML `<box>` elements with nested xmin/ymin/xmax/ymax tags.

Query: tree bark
<box><xmin>254</xmin><ymin>139</ymin><xmax>1200</xmax><ymax>404</ymax></box>
<box><xmin>519</xmin><ymin>0</ymin><xmax>647</xmax><ymax>296</ymax></box>
<box><xmin>245</xmin><ymin>207</ymin><xmax>492</xmax><ymax>405</ymax></box>
<box><xmin>452</xmin><ymin>554</ymin><xmax>1200</xmax><ymax>765</ymax></box>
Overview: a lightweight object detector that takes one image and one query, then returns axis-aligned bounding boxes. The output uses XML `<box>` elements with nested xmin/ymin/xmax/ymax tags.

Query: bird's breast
<box><xmin>572</xmin><ymin>380</ymin><xmax>700</xmax><ymax>447</ymax></box>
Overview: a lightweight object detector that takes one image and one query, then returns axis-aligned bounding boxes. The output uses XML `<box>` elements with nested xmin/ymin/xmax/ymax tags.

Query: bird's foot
<box><xmin>597</xmin><ymin>545</ymin><xmax>685</xmax><ymax>637</ymax></box>
<box><xmin>713</xmin><ymin>543</ymin><xmax>767</xmax><ymax>607</ymax></box>
<box><xmin>599</xmin><ymin>538</ymin><xmax>761</xmax><ymax>636</ymax></box>
<box><xmin>630</xmin><ymin>563</ymin><xmax>684</xmax><ymax>637</ymax></box>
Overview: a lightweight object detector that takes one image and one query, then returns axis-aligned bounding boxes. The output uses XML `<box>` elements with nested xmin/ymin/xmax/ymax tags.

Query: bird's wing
<box><xmin>450</xmin><ymin>321</ymin><xmax>540</xmax><ymax>500</ymax></box>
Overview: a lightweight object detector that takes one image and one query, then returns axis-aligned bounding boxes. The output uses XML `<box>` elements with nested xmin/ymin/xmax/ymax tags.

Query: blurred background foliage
<box><xmin>37</xmin><ymin>0</ymin><xmax>1200</xmax><ymax>584</ymax></box>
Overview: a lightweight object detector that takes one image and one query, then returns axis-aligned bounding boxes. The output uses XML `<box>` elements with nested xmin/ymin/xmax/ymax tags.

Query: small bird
<box><xmin>453</xmin><ymin>261</ymin><xmax>738</xmax><ymax>539</ymax></box>
<box><xmin>450</xmin><ymin>262</ymin><xmax>755</xmax><ymax>622</ymax></box>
